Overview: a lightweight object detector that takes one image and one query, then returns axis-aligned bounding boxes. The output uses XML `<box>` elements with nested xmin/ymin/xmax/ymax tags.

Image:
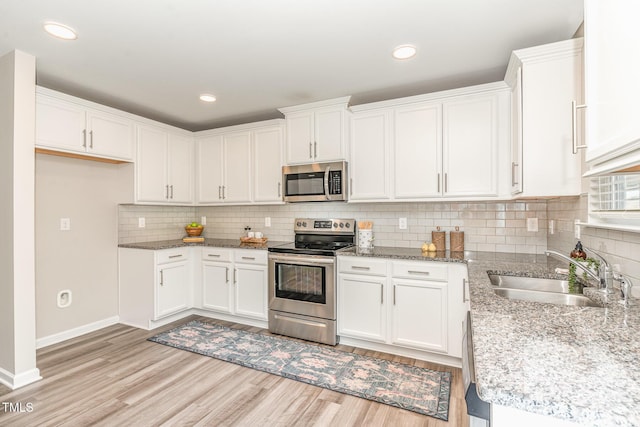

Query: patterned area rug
<box><xmin>148</xmin><ymin>320</ymin><xmax>451</xmax><ymax>420</ymax></box>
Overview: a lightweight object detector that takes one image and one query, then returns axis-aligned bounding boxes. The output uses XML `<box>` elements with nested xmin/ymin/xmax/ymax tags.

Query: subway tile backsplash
<box><xmin>119</xmin><ymin>201</ymin><xmax>548</xmax><ymax>253</ymax></box>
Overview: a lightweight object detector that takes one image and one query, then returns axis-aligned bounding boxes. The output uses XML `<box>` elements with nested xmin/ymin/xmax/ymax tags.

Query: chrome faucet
<box><xmin>545</xmin><ymin>250</ymin><xmax>613</xmax><ymax>293</ymax></box>
<box><xmin>614</xmin><ymin>273</ymin><xmax>634</xmax><ymax>306</ymax></box>
<box><xmin>583</xmin><ymin>246</ymin><xmax>614</xmax><ymax>292</ymax></box>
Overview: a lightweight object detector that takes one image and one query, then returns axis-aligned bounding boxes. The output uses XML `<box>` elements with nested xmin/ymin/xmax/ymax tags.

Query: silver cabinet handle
<box><xmin>168</xmin><ymin>254</ymin><xmax>182</xmax><ymax>259</ymax></box>
<box><xmin>444</xmin><ymin>173</ymin><xmax>448</xmax><ymax>193</ymax></box>
<box><xmin>380</xmin><ymin>283</ymin><xmax>384</xmax><ymax>304</ymax></box>
<box><xmin>351</xmin><ymin>266</ymin><xmax>370</xmax><ymax>271</ymax></box>
<box><xmin>437</xmin><ymin>173</ymin><xmax>441</xmax><ymax>193</ymax></box>
<box><xmin>165</xmin><ymin>185</ymin><xmax>169</xmax><ymax>199</ymax></box>
<box><xmin>278</xmin><ymin>182</ymin><xmax>281</xmax><ymax>198</ymax></box>
<box><xmin>408</xmin><ymin>270</ymin><xmax>430</xmax><ymax>276</ymax></box>
<box><xmin>571</xmin><ymin>100</ymin><xmax>587</xmax><ymax>154</ymax></box>
<box><xmin>170</xmin><ymin>185</ymin><xmax>174</xmax><ymax>199</ymax></box>
<box><xmin>82</xmin><ymin>129</ymin><xmax>87</xmax><ymax>148</ymax></box>
<box><xmin>511</xmin><ymin>162</ymin><xmax>519</xmax><ymax>186</ymax></box>
<box><xmin>208</xmin><ymin>253</ymin><xmax>221</xmax><ymax>258</ymax></box>
<box><xmin>393</xmin><ymin>284</ymin><xmax>396</xmax><ymax>305</ymax></box>
<box><xmin>218</xmin><ymin>185</ymin><xmax>221</xmax><ymax>199</ymax></box>
<box><xmin>314</xmin><ymin>141</ymin><xmax>317</xmax><ymax>158</ymax></box>
<box><xmin>242</xmin><ymin>256</ymin><xmax>255</xmax><ymax>261</ymax></box>
<box><xmin>89</xmin><ymin>130</ymin><xmax>94</xmax><ymax>149</ymax></box>
<box><xmin>309</xmin><ymin>142</ymin><xmax>313</xmax><ymax>159</ymax></box>
<box><xmin>225</xmin><ymin>267</ymin><xmax>229</xmax><ymax>283</ymax></box>
<box><xmin>463</xmin><ymin>278</ymin><xmax>469</xmax><ymax>303</ymax></box>
<box><xmin>160</xmin><ymin>270</ymin><xmax>164</xmax><ymax>286</ymax></box>
<box><xmin>222</xmin><ymin>186</ymin><xmax>226</xmax><ymax>200</ymax></box>
<box><xmin>350</xmin><ymin>178</ymin><xmax>353</xmax><ymax>196</ymax></box>
<box><xmin>233</xmin><ymin>268</ymin><xmax>237</xmax><ymax>284</ymax></box>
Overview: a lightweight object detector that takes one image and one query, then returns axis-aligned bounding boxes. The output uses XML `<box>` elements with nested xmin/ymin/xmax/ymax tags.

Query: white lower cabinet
<box><xmin>200</xmin><ymin>247</ymin><xmax>268</xmax><ymax>321</ymax></box>
<box><xmin>119</xmin><ymin>247</ymin><xmax>192</xmax><ymax>329</ymax></box>
<box><xmin>338</xmin><ymin>256</ymin><xmax>467</xmax><ymax>361</ymax></box>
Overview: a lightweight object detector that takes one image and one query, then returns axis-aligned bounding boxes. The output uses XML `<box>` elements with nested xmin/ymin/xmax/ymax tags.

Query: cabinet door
<box><xmin>511</xmin><ymin>67</ymin><xmax>523</xmax><ymax>195</ymax></box>
<box><xmin>350</xmin><ymin>110</ymin><xmax>391</xmax><ymax>201</ymax></box>
<box><xmin>253</xmin><ymin>126</ymin><xmax>284</xmax><ymax>202</ymax></box>
<box><xmin>391</xmin><ymin>279</ymin><xmax>448</xmax><ymax>353</ymax></box>
<box><xmin>167</xmin><ymin>134</ymin><xmax>193</xmax><ymax>204</ymax></box>
<box><xmin>285</xmin><ymin>112</ymin><xmax>314</xmax><ymax>164</ymax></box>
<box><xmin>394</xmin><ymin>103</ymin><xmax>442</xmax><ymax>198</ymax></box>
<box><xmin>86</xmin><ymin>110</ymin><xmax>134</xmax><ymax>160</ymax></box>
<box><xmin>35</xmin><ymin>95</ymin><xmax>86</xmax><ymax>153</ymax></box>
<box><xmin>202</xmin><ymin>262</ymin><xmax>232</xmax><ymax>313</ymax></box>
<box><xmin>234</xmin><ymin>264</ymin><xmax>268</xmax><ymax>320</ymax></box>
<box><xmin>136</xmin><ymin>125</ymin><xmax>169</xmax><ymax>202</ymax></box>
<box><xmin>223</xmin><ymin>132</ymin><xmax>252</xmax><ymax>203</ymax></box>
<box><xmin>338</xmin><ymin>274</ymin><xmax>386</xmax><ymax>342</ymax></box>
<box><xmin>196</xmin><ymin>136</ymin><xmax>224</xmax><ymax>203</ymax></box>
<box><xmin>156</xmin><ymin>261</ymin><xmax>190</xmax><ymax>319</ymax></box>
<box><xmin>585</xmin><ymin>0</ymin><xmax>640</xmax><ymax>162</ymax></box>
<box><xmin>443</xmin><ymin>94</ymin><xmax>498</xmax><ymax>197</ymax></box>
<box><xmin>314</xmin><ymin>107</ymin><xmax>345</xmax><ymax>161</ymax></box>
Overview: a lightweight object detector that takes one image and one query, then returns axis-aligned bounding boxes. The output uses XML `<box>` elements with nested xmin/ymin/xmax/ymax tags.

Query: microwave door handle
<box><xmin>324</xmin><ymin>166</ymin><xmax>331</xmax><ymax>200</ymax></box>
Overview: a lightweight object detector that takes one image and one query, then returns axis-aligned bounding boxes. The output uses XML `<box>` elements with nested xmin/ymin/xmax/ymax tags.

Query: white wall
<box><xmin>0</xmin><ymin>50</ymin><xmax>39</xmax><ymax>389</ymax></box>
<box><xmin>35</xmin><ymin>154</ymin><xmax>133</xmax><ymax>339</ymax></box>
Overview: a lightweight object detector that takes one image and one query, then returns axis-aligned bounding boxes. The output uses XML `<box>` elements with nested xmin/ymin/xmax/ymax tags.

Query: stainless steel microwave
<box><xmin>282</xmin><ymin>161</ymin><xmax>348</xmax><ymax>202</ymax></box>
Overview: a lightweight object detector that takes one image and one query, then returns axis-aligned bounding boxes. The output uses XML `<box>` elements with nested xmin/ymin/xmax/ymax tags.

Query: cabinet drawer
<box><xmin>202</xmin><ymin>247</ymin><xmax>232</xmax><ymax>262</ymax></box>
<box><xmin>391</xmin><ymin>261</ymin><xmax>448</xmax><ymax>281</ymax></box>
<box><xmin>339</xmin><ymin>257</ymin><xmax>387</xmax><ymax>276</ymax></box>
<box><xmin>156</xmin><ymin>247</ymin><xmax>190</xmax><ymax>264</ymax></box>
<box><xmin>234</xmin><ymin>249</ymin><xmax>268</xmax><ymax>265</ymax></box>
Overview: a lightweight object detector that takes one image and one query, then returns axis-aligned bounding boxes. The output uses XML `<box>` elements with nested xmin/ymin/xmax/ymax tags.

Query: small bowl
<box><xmin>185</xmin><ymin>225</ymin><xmax>204</xmax><ymax>236</ymax></box>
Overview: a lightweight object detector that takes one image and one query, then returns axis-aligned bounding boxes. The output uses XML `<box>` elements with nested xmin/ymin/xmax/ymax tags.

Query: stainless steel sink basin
<box><xmin>488</xmin><ymin>274</ymin><xmax>577</xmax><ymax>293</ymax></box>
<box><xmin>493</xmin><ymin>287</ymin><xmax>603</xmax><ymax>308</ymax></box>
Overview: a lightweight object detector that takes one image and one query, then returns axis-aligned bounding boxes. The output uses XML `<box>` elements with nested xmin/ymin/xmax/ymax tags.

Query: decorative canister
<box><xmin>450</xmin><ymin>226</ymin><xmax>464</xmax><ymax>252</ymax></box>
<box><xmin>358</xmin><ymin>229</ymin><xmax>374</xmax><ymax>249</ymax></box>
<box><xmin>432</xmin><ymin>226</ymin><xmax>445</xmax><ymax>251</ymax></box>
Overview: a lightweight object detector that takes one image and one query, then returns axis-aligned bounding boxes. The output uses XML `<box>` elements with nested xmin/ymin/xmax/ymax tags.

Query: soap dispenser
<box><xmin>570</xmin><ymin>241</ymin><xmax>587</xmax><ymax>260</ymax></box>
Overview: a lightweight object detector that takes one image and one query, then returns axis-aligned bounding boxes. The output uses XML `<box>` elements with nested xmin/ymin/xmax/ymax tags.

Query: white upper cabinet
<box><xmin>196</xmin><ymin>120</ymin><xmax>284</xmax><ymax>205</ymax></box>
<box><xmin>505</xmin><ymin>38</ymin><xmax>583</xmax><ymax>197</ymax></box>
<box><xmin>394</xmin><ymin>103</ymin><xmax>442</xmax><ymax>199</ymax></box>
<box><xmin>442</xmin><ymin>92</ymin><xmax>500</xmax><ymax>198</ymax></box>
<box><xmin>136</xmin><ymin>124</ymin><xmax>193</xmax><ymax>204</ymax></box>
<box><xmin>36</xmin><ymin>87</ymin><xmax>134</xmax><ymax>161</ymax></box>
<box><xmin>349</xmin><ymin>109</ymin><xmax>392</xmax><ymax>201</ymax></box>
<box><xmin>584</xmin><ymin>0</ymin><xmax>640</xmax><ymax>173</ymax></box>
<box><xmin>279</xmin><ymin>97</ymin><xmax>350</xmax><ymax>164</ymax></box>
<box><xmin>349</xmin><ymin>83</ymin><xmax>509</xmax><ymax>202</ymax></box>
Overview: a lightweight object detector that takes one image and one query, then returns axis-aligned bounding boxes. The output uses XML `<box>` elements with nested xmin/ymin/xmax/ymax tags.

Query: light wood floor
<box><xmin>0</xmin><ymin>316</ymin><xmax>469</xmax><ymax>426</ymax></box>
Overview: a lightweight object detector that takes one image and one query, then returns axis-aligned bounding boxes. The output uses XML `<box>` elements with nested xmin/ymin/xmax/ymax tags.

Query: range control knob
<box><xmin>333</xmin><ymin>222</ymin><xmax>338</xmax><ymax>228</ymax></box>
<box><xmin>345</xmin><ymin>222</ymin><xmax>351</xmax><ymax>228</ymax></box>
<box><xmin>296</xmin><ymin>221</ymin><xmax>301</xmax><ymax>227</ymax></box>
<box><xmin>302</xmin><ymin>221</ymin><xmax>307</xmax><ymax>227</ymax></box>
<box><xmin>339</xmin><ymin>222</ymin><xmax>344</xmax><ymax>228</ymax></box>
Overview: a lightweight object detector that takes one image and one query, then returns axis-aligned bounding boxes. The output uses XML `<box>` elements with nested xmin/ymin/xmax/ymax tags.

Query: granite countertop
<box><xmin>340</xmin><ymin>246</ymin><xmax>640</xmax><ymax>426</ymax></box>
<box><xmin>118</xmin><ymin>238</ymin><xmax>291</xmax><ymax>251</ymax></box>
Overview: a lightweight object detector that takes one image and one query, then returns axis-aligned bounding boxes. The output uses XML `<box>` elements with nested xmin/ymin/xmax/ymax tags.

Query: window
<box><xmin>589</xmin><ymin>173</ymin><xmax>640</xmax><ymax>229</ymax></box>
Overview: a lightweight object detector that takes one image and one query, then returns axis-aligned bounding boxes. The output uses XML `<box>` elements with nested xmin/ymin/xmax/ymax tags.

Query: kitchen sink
<box><xmin>487</xmin><ymin>274</ymin><xmax>577</xmax><ymax>293</ymax></box>
<box><xmin>492</xmin><ymin>287</ymin><xmax>603</xmax><ymax>308</ymax></box>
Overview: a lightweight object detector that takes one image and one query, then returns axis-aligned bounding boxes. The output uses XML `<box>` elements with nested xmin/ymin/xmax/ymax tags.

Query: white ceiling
<box><xmin>0</xmin><ymin>0</ymin><xmax>583</xmax><ymax>131</ymax></box>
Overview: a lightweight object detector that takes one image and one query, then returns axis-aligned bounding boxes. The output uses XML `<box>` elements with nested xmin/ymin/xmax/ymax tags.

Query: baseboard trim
<box><xmin>0</xmin><ymin>367</ymin><xmax>42</xmax><ymax>390</ymax></box>
<box><xmin>36</xmin><ymin>316</ymin><xmax>120</xmax><ymax>349</ymax></box>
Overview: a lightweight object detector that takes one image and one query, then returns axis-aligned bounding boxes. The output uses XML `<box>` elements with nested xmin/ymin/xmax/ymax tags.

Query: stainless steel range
<box><xmin>267</xmin><ymin>218</ymin><xmax>356</xmax><ymax>345</ymax></box>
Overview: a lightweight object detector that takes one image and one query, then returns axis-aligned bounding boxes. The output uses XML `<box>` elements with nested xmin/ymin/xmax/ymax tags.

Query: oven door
<box><xmin>268</xmin><ymin>253</ymin><xmax>336</xmax><ymax>319</ymax></box>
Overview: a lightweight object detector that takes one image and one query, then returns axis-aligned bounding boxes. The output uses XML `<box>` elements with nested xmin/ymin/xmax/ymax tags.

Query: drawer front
<box><xmin>339</xmin><ymin>256</ymin><xmax>387</xmax><ymax>276</ymax></box>
<box><xmin>156</xmin><ymin>247</ymin><xmax>190</xmax><ymax>264</ymax></box>
<box><xmin>391</xmin><ymin>261</ymin><xmax>448</xmax><ymax>281</ymax></box>
<box><xmin>234</xmin><ymin>249</ymin><xmax>268</xmax><ymax>265</ymax></box>
<box><xmin>202</xmin><ymin>247</ymin><xmax>232</xmax><ymax>262</ymax></box>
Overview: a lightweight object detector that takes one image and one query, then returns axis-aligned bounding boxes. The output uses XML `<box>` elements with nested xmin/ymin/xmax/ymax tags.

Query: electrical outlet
<box><xmin>60</xmin><ymin>218</ymin><xmax>71</xmax><ymax>231</ymax></box>
<box><xmin>399</xmin><ymin>217</ymin><xmax>407</xmax><ymax>230</ymax></box>
<box><xmin>549</xmin><ymin>219</ymin><xmax>555</xmax><ymax>235</ymax></box>
<box><xmin>574</xmin><ymin>219</ymin><xmax>581</xmax><ymax>239</ymax></box>
<box><xmin>138</xmin><ymin>217</ymin><xmax>145</xmax><ymax>228</ymax></box>
<box><xmin>201</xmin><ymin>216</ymin><xmax>207</xmax><ymax>225</ymax></box>
<box><xmin>265</xmin><ymin>217</ymin><xmax>271</xmax><ymax>227</ymax></box>
<box><xmin>526</xmin><ymin>217</ymin><xmax>538</xmax><ymax>232</ymax></box>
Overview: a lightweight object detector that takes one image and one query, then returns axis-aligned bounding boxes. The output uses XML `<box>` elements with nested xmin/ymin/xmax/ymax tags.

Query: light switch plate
<box><xmin>574</xmin><ymin>219</ymin><xmax>581</xmax><ymax>239</ymax></box>
<box><xmin>265</xmin><ymin>217</ymin><xmax>271</xmax><ymax>227</ymax></box>
<box><xmin>527</xmin><ymin>217</ymin><xmax>538</xmax><ymax>232</ymax></box>
<box><xmin>399</xmin><ymin>217</ymin><xmax>407</xmax><ymax>230</ymax></box>
<box><xmin>138</xmin><ymin>217</ymin><xmax>145</xmax><ymax>228</ymax></box>
<box><xmin>201</xmin><ymin>216</ymin><xmax>207</xmax><ymax>225</ymax></box>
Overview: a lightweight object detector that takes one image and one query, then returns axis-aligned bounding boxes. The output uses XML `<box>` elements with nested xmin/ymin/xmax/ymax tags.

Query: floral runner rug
<box><xmin>148</xmin><ymin>320</ymin><xmax>451</xmax><ymax>420</ymax></box>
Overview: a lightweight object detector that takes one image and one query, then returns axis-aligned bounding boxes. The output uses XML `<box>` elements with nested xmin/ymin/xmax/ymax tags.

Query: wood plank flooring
<box><xmin>0</xmin><ymin>316</ymin><xmax>469</xmax><ymax>426</ymax></box>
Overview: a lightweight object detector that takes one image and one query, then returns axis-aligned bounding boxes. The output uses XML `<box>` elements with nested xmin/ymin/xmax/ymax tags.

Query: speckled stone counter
<box><xmin>337</xmin><ymin>246</ymin><xmax>467</xmax><ymax>263</ymax></box>
<box><xmin>341</xmin><ymin>247</ymin><xmax>640</xmax><ymax>426</ymax></box>
<box><xmin>118</xmin><ymin>238</ymin><xmax>290</xmax><ymax>250</ymax></box>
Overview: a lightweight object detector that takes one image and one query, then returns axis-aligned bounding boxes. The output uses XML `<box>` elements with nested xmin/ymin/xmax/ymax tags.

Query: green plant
<box><xmin>567</xmin><ymin>257</ymin><xmax>600</xmax><ymax>293</ymax></box>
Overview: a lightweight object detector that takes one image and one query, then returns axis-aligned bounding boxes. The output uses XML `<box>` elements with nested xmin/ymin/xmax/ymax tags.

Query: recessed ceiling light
<box><xmin>43</xmin><ymin>22</ymin><xmax>77</xmax><ymax>40</ymax></box>
<box><xmin>392</xmin><ymin>44</ymin><xmax>417</xmax><ymax>60</ymax></box>
<box><xmin>199</xmin><ymin>94</ymin><xmax>217</xmax><ymax>103</ymax></box>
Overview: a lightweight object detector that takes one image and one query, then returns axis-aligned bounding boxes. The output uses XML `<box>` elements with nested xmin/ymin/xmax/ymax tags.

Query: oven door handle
<box><xmin>269</xmin><ymin>254</ymin><xmax>335</xmax><ymax>265</ymax></box>
<box><xmin>324</xmin><ymin>166</ymin><xmax>331</xmax><ymax>200</ymax></box>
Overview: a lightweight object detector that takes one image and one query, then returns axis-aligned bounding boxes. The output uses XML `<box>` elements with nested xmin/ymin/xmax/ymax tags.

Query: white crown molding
<box><xmin>278</xmin><ymin>96</ymin><xmax>352</xmax><ymax>114</ymax></box>
<box><xmin>193</xmin><ymin>118</ymin><xmax>285</xmax><ymax>138</ymax></box>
